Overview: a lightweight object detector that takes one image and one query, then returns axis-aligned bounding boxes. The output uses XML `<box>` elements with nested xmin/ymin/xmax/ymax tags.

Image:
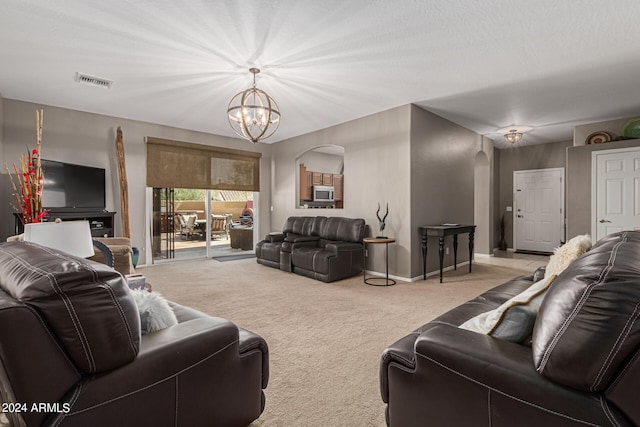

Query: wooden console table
<box><xmin>418</xmin><ymin>225</ymin><xmax>476</xmax><ymax>283</ymax></box>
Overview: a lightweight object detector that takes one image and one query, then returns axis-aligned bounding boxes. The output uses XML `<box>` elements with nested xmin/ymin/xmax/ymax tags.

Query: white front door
<box><xmin>514</xmin><ymin>168</ymin><xmax>564</xmax><ymax>253</ymax></box>
<box><xmin>592</xmin><ymin>147</ymin><xmax>640</xmax><ymax>241</ymax></box>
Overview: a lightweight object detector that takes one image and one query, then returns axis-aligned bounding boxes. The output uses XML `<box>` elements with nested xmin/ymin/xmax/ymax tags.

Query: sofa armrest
<box><xmin>172</xmin><ymin>302</ymin><xmax>269</xmax><ymax>389</ymax></box>
<box><xmin>402</xmin><ymin>323</ymin><xmax>627</xmax><ymax>426</ymax></box>
<box><xmin>68</xmin><ymin>316</ymin><xmax>268</xmax><ymax>413</ymax></box>
<box><xmin>239</xmin><ymin>328</ymin><xmax>269</xmax><ymax>388</ymax></box>
<box><xmin>380</xmin><ymin>332</ymin><xmax>419</xmax><ymax>402</ymax></box>
<box><xmin>264</xmin><ymin>233</ymin><xmax>285</xmax><ymax>243</ymax></box>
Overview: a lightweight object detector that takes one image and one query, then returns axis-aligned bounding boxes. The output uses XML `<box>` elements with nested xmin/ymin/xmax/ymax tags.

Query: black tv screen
<box><xmin>42</xmin><ymin>159</ymin><xmax>106</xmax><ymax>211</ymax></box>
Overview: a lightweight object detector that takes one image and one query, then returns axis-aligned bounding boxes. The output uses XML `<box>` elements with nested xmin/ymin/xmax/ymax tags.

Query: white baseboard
<box><xmin>405</xmin><ymin>261</ymin><xmax>471</xmax><ymax>282</ymax></box>
<box><xmin>474</xmin><ymin>253</ymin><xmax>493</xmax><ymax>258</ymax></box>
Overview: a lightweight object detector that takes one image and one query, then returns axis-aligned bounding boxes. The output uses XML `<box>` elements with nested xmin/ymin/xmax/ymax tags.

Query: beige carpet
<box><xmin>139</xmin><ymin>259</ymin><xmax>536</xmax><ymax>426</ymax></box>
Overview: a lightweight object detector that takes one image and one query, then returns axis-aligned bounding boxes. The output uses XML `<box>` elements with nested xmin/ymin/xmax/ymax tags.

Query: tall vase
<box><xmin>498</xmin><ymin>215</ymin><xmax>507</xmax><ymax>251</ymax></box>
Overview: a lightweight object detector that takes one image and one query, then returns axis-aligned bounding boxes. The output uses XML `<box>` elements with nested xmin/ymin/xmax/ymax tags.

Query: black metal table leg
<box><xmin>438</xmin><ymin>236</ymin><xmax>445</xmax><ymax>283</ymax></box>
<box><xmin>453</xmin><ymin>234</ymin><xmax>458</xmax><ymax>270</ymax></box>
<box><xmin>469</xmin><ymin>230</ymin><xmax>475</xmax><ymax>273</ymax></box>
<box><xmin>422</xmin><ymin>233</ymin><xmax>428</xmax><ymax>280</ymax></box>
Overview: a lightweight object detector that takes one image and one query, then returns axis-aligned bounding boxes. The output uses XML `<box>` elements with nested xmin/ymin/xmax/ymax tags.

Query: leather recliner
<box><xmin>0</xmin><ymin>241</ymin><xmax>268</xmax><ymax>427</ymax></box>
<box><xmin>380</xmin><ymin>230</ymin><xmax>640</xmax><ymax>426</ymax></box>
<box><xmin>256</xmin><ymin>216</ymin><xmax>366</xmax><ymax>282</ymax></box>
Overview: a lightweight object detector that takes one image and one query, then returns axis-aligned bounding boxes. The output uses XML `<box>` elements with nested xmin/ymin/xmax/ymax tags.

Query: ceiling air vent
<box><xmin>75</xmin><ymin>72</ymin><xmax>113</xmax><ymax>89</ymax></box>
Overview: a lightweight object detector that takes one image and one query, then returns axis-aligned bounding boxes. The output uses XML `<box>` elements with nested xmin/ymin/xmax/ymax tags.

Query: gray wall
<box><xmin>493</xmin><ymin>148</ymin><xmax>502</xmax><ymax>248</ymax></box>
<box><xmin>497</xmin><ymin>140</ymin><xmax>573</xmax><ymax>248</ymax></box>
<box><xmin>1</xmin><ymin>99</ymin><xmax>272</xmax><ymax>265</ymax></box>
<box><xmin>409</xmin><ymin>106</ymin><xmax>480</xmax><ymax>279</ymax></box>
<box><xmin>474</xmin><ymin>137</ymin><xmax>495</xmax><ymax>256</ymax></box>
<box><xmin>566</xmin><ymin>138</ymin><xmax>640</xmax><ymax>238</ymax></box>
<box><xmin>271</xmin><ymin>104</ymin><xmax>484</xmax><ymax>280</ymax></box>
<box><xmin>0</xmin><ymin>95</ymin><xmax>4</xmax><ymax>217</ymax></box>
<box><xmin>299</xmin><ymin>150</ymin><xmax>343</xmax><ymax>174</ymax></box>
<box><xmin>270</xmin><ymin>105</ymin><xmax>413</xmax><ymax>279</ymax></box>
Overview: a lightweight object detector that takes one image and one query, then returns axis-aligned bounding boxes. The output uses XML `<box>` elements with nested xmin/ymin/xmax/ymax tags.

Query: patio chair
<box><xmin>211</xmin><ymin>214</ymin><xmax>229</xmax><ymax>240</ymax></box>
<box><xmin>177</xmin><ymin>214</ymin><xmax>198</xmax><ymax>240</ymax></box>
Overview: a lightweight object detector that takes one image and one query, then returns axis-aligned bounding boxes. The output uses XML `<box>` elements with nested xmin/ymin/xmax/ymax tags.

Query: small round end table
<box><xmin>363</xmin><ymin>237</ymin><xmax>396</xmax><ymax>286</ymax></box>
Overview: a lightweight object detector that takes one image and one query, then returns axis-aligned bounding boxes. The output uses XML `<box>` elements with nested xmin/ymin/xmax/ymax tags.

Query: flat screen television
<box><xmin>41</xmin><ymin>159</ymin><xmax>106</xmax><ymax>211</ymax></box>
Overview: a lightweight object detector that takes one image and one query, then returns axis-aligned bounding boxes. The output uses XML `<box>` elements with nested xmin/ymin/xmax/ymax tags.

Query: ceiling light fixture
<box><xmin>227</xmin><ymin>68</ymin><xmax>280</xmax><ymax>143</ymax></box>
<box><xmin>498</xmin><ymin>126</ymin><xmax>532</xmax><ymax>144</ymax></box>
<box><xmin>504</xmin><ymin>129</ymin><xmax>523</xmax><ymax>144</ymax></box>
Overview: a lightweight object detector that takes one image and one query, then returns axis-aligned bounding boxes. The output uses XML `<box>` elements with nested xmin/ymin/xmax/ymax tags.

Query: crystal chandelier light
<box><xmin>498</xmin><ymin>126</ymin><xmax>532</xmax><ymax>144</ymax></box>
<box><xmin>504</xmin><ymin>129</ymin><xmax>523</xmax><ymax>144</ymax></box>
<box><xmin>227</xmin><ymin>68</ymin><xmax>280</xmax><ymax>143</ymax></box>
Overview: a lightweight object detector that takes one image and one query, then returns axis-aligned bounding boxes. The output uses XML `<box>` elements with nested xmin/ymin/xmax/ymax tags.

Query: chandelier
<box><xmin>498</xmin><ymin>126</ymin><xmax>532</xmax><ymax>144</ymax></box>
<box><xmin>227</xmin><ymin>68</ymin><xmax>280</xmax><ymax>143</ymax></box>
<box><xmin>504</xmin><ymin>129</ymin><xmax>523</xmax><ymax>144</ymax></box>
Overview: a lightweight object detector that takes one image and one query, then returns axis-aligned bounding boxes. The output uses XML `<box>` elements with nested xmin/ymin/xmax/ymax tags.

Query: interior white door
<box><xmin>592</xmin><ymin>147</ymin><xmax>640</xmax><ymax>241</ymax></box>
<box><xmin>513</xmin><ymin>168</ymin><xmax>564</xmax><ymax>253</ymax></box>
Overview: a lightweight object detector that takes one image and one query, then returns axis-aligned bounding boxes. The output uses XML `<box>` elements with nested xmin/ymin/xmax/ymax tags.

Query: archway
<box><xmin>295</xmin><ymin>145</ymin><xmax>345</xmax><ymax>209</ymax></box>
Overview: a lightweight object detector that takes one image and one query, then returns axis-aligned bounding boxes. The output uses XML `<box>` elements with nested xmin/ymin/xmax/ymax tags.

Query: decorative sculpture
<box><xmin>376</xmin><ymin>203</ymin><xmax>389</xmax><ymax>238</ymax></box>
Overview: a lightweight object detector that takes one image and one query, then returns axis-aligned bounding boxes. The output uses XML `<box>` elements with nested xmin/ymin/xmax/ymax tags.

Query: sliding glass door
<box><xmin>150</xmin><ymin>188</ymin><xmax>257</xmax><ymax>264</ymax></box>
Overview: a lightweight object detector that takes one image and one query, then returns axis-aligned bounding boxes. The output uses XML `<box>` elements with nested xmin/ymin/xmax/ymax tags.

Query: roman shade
<box><xmin>146</xmin><ymin>137</ymin><xmax>261</xmax><ymax>191</ymax></box>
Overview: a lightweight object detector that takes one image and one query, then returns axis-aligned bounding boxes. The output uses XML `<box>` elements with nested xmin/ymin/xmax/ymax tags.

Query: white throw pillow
<box><xmin>130</xmin><ymin>289</ymin><xmax>178</xmax><ymax>334</ymax></box>
<box><xmin>459</xmin><ymin>274</ymin><xmax>557</xmax><ymax>341</ymax></box>
<box><xmin>544</xmin><ymin>234</ymin><xmax>592</xmax><ymax>278</ymax></box>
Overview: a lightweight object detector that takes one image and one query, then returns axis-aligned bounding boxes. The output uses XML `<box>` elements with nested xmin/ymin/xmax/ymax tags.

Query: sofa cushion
<box><xmin>283</xmin><ymin>216</ymin><xmax>325</xmax><ymax>236</ymax></box>
<box><xmin>317</xmin><ymin>217</ymin><xmax>365</xmax><ymax>243</ymax></box>
<box><xmin>532</xmin><ymin>230</ymin><xmax>640</xmax><ymax>391</ymax></box>
<box><xmin>459</xmin><ymin>275</ymin><xmax>556</xmax><ymax>343</ymax></box>
<box><xmin>0</xmin><ymin>241</ymin><xmax>140</xmax><ymax>373</ymax></box>
<box><xmin>291</xmin><ymin>247</ymin><xmax>333</xmax><ymax>274</ymax></box>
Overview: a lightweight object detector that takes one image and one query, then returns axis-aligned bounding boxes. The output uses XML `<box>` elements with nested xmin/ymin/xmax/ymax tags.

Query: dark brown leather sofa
<box><xmin>0</xmin><ymin>241</ymin><xmax>268</xmax><ymax>427</ymax></box>
<box><xmin>380</xmin><ymin>230</ymin><xmax>640</xmax><ymax>426</ymax></box>
<box><xmin>256</xmin><ymin>216</ymin><xmax>366</xmax><ymax>282</ymax></box>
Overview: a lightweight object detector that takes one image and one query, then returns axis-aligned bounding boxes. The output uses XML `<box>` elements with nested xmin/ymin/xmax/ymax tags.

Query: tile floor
<box><xmin>476</xmin><ymin>250</ymin><xmax>549</xmax><ymax>272</ymax></box>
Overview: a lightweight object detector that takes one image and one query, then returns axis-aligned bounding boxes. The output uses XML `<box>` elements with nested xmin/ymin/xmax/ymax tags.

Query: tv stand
<box><xmin>14</xmin><ymin>211</ymin><xmax>117</xmax><ymax>238</ymax></box>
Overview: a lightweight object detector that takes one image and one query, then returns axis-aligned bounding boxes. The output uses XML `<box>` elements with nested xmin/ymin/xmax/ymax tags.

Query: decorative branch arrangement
<box><xmin>376</xmin><ymin>202</ymin><xmax>389</xmax><ymax>238</ymax></box>
<box><xmin>115</xmin><ymin>126</ymin><xmax>130</xmax><ymax>238</ymax></box>
<box><xmin>6</xmin><ymin>109</ymin><xmax>49</xmax><ymax>224</ymax></box>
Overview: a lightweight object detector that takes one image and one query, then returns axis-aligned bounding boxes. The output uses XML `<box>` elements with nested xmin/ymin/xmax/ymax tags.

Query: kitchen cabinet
<box><xmin>333</xmin><ymin>174</ymin><xmax>344</xmax><ymax>201</ymax></box>
<box><xmin>300</xmin><ymin>164</ymin><xmax>312</xmax><ymax>201</ymax></box>
<box><xmin>299</xmin><ymin>166</ymin><xmax>344</xmax><ymax>208</ymax></box>
<box><xmin>312</xmin><ymin>172</ymin><xmax>323</xmax><ymax>186</ymax></box>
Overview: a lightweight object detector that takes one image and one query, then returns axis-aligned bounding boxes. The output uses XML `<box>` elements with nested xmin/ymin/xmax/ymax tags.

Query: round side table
<box><xmin>363</xmin><ymin>237</ymin><xmax>396</xmax><ymax>286</ymax></box>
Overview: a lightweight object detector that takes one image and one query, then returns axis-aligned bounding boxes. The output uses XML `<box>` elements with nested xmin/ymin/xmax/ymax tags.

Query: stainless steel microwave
<box><xmin>313</xmin><ymin>185</ymin><xmax>334</xmax><ymax>202</ymax></box>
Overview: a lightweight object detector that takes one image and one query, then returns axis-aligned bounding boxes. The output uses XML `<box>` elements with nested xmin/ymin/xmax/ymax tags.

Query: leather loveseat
<box><xmin>380</xmin><ymin>230</ymin><xmax>640</xmax><ymax>426</ymax></box>
<box><xmin>256</xmin><ymin>216</ymin><xmax>366</xmax><ymax>282</ymax></box>
<box><xmin>0</xmin><ymin>241</ymin><xmax>268</xmax><ymax>427</ymax></box>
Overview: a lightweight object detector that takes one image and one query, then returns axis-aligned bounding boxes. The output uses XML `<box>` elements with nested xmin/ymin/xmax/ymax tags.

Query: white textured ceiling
<box><xmin>2</xmin><ymin>0</ymin><xmax>640</xmax><ymax>149</ymax></box>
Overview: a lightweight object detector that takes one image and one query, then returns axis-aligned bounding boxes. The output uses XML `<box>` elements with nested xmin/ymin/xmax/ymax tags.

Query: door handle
<box><xmin>599</xmin><ymin>219</ymin><xmax>611</xmax><ymax>223</ymax></box>
<box><xmin>517</xmin><ymin>215</ymin><xmax>523</xmax><ymax>218</ymax></box>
